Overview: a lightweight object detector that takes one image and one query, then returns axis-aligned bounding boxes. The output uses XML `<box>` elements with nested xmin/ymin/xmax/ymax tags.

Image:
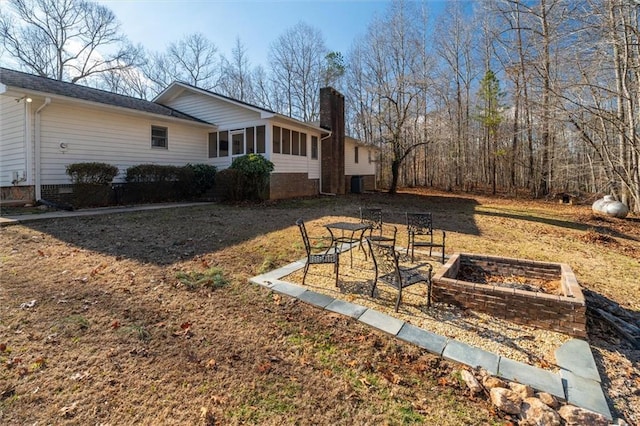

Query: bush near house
<box><xmin>122</xmin><ymin>164</ymin><xmax>217</xmax><ymax>204</ymax></box>
<box><xmin>65</xmin><ymin>162</ymin><xmax>119</xmax><ymax>207</ymax></box>
<box><xmin>215</xmin><ymin>168</ymin><xmax>243</xmax><ymax>201</ymax></box>
<box><xmin>66</xmin><ymin>162</ymin><xmax>119</xmax><ymax>184</ymax></box>
<box><xmin>185</xmin><ymin>163</ymin><xmax>217</xmax><ymax>197</ymax></box>
<box><xmin>229</xmin><ymin>154</ymin><xmax>274</xmax><ymax>201</ymax></box>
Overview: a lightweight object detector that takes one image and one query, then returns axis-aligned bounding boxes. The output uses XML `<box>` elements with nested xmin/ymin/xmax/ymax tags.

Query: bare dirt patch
<box><xmin>1</xmin><ymin>189</ymin><xmax>639</xmax><ymax>424</ymax></box>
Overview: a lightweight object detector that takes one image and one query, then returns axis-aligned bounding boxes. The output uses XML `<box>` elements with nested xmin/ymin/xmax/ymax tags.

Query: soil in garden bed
<box><xmin>457</xmin><ymin>264</ymin><xmax>562</xmax><ymax>294</ymax></box>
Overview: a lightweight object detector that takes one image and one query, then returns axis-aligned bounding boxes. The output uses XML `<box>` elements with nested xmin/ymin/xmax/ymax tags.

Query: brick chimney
<box><xmin>319</xmin><ymin>87</ymin><xmax>345</xmax><ymax>194</ymax></box>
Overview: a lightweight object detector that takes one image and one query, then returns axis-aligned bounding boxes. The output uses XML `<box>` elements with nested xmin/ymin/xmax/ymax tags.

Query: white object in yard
<box><xmin>20</xmin><ymin>299</ymin><xmax>37</xmax><ymax>309</ymax></box>
<box><xmin>592</xmin><ymin>195</ymin><xmax>629</xmax><ymax>218</ymax></box>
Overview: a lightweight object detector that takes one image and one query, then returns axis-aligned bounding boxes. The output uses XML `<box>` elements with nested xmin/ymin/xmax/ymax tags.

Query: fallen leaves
<box><xmin>173</xmin><ymin>321</ymin><xmax>194</xmax><ymax>338</ymax></box>
<box><xmin>257</xmin><ymin>361</ymin><xmax>272</xmax><ymax>373</ymax></box>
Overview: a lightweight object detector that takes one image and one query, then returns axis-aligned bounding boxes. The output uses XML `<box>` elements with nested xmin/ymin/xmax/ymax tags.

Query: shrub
<box><xmin>215</xmin><ymin>168</ymin><xmax>243</xmax><ymax>201</ymax></box>
<box><xmin>65</xmin><ymin>162</ymin><xmax>118</xmax><ymax>208</ymax></box>
<box><xmin>124</xmin><ymin>164</ymin><xmax>185</xmax><ymax>202</ymax></box>
<box><xmin>184</xmin><ymin>163</ymin><xmax>217</xmax><ymax>196</ymax></box>
<box><xmin>125</xmin><ymin>164</ymin><xmax>183</xmax><ymax>183</ymax></box>
<box><xmin>230</xmin><ymin>154</ymin><xmax>274</xmax><ymax>201</ymax></box>
<box><xmin>66</xmin><ymin>162</ymin><xmax>118</xmax><ymax>184</ymax></box>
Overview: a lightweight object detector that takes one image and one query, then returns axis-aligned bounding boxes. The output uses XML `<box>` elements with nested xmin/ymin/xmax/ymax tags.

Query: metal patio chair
<box><xmin>359</xmin><ymin>207</ymin><xmax>397</xmax><ymax>256</ymax></box>
<box><xmin>406</xmin><ymin>212</ymin><xmax>446</xmax><ymax>263</ymax></box>
<box><xmin>367</xmin><ymin>238</ymin><xmax>433</xmax><ymax>312</ymax></box>
<box><xmin>296</xmin><ymin>218</ymin><xmax>340</xmax><ymax>287</ymax></box>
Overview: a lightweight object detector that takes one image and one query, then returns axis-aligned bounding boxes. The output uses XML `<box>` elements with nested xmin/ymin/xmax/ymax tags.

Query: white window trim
<box><xmin>151</xmin><ymin>125</ymin><xmax>168</xmax><ymax>149</ymax></box>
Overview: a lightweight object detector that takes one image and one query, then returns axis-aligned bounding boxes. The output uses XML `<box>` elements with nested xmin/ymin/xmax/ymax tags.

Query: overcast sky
<box><xmin>97</xmin><ymin>0</ymin><xmax>450</xmax><ymax>68</ymax></box>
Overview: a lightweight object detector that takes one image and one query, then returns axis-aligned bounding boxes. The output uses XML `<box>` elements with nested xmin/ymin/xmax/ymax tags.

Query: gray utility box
<box><xmin>351</xmin><ymin>175</ymin><xmax>364</xmax><ymax>193</ymax></box>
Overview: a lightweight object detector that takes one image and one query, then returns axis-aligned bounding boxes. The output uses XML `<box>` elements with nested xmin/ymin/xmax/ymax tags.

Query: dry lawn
<box><xmin>0</xmin><ymin>188</ymin><xmax>639</xmax><ymax>425</ymax></box>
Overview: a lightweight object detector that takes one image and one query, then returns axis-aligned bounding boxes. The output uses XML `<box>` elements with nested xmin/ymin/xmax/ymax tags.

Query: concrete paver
<box><xmin>397</xmin><ymin>323</ymin><xmax>447</xmax><ymax>356</ymax></box>
<box><xmin>324</xmin><ymin>300</ymin><xmax>368</xmax><ymax>319</ymax></box>
<box><xmin>442</xmin><ymin>339</ymin><xmax>499</xmax><ymax>375</ymax></box>
<box><xmin>297</xmin><ymin>290</ymin><xmax>335</xmax><ymax>308</ymax></box>
<box><xmin>555</xmin><ymin>338</ymin><xmax>601</xmax><ymax>382</ymax></box>
<box><xmin>498</xmin><ymin>357</ymin><xmax>565</xmax><ymax>400</ymax></box>
<box><xmin>358</xmin><ymin>309</ymin><xmax>405</xmax><ymax>336</ymax></box>
<box><xmin>560</xmin><ymin>369</ymin><xmax>612</xmax><ymax>420</ymax></box>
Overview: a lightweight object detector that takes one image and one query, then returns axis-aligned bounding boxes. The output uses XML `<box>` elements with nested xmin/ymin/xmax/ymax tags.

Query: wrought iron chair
<box><xmin>296</xmin><ymin>218</ymin><xmax>340</xmax><ymax>286</ymax></box>
<box><xmin>406</xmin><ymin>212</ymin><xmax>446</xmax><ymax>263</ymax></box>
<box><xmin>359</xmin><ymin>207</ymin><xmax>397</xmax><ymax>256</ymax></box>
<box><xmin>367</xmin><ymin>238</ymin><xmax>433</xmax><ymax>312</ymax></box>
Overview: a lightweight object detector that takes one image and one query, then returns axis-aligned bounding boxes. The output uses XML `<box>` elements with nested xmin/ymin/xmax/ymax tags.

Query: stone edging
<box><xmin>249</xmin><ymin>259</ymin><xmax>612</xmax><ymax>421</ymax></box>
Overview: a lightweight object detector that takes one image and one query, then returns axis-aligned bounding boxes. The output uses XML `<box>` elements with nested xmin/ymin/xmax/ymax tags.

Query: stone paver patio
<box><xmin>250</xmin><ymin>252</ymin><xmax>612</xmax><ymax>420</ymax></box>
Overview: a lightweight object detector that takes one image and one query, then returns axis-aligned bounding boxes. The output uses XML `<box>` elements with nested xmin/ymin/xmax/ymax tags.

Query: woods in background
<box><xmin>2</xmin><ymin>0</ymin><xmax>639</xmax><ymax>212</ymax></box>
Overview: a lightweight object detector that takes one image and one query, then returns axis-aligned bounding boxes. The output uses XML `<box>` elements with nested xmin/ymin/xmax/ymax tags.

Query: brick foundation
<box><xmin>432</xmin><ymin>253</ymin><xmax>586</xmax><ymax>337</ymax></box>
<box><xmin>269</xmin><ymin>173</ymin><xmax>319</xmax><ymax>200</ymax></box>
<box><xmin>0</xmin><ymin>185</ymin><xmax>35</xmax><ymax>205</ymax></box>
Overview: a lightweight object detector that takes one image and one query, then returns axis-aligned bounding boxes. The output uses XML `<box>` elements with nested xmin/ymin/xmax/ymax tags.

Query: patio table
<box><xmin>325</xmin><ymin>221</ymin><xmax>370</xmax><ymax>266</ymax></box>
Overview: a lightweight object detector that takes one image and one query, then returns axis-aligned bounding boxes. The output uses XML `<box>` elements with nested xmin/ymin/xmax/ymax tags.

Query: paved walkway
<box><xmin>1</xmin><ymin>204</ymin><xmax>612</xmax><ymax>419</ymax></box>
<box><xmin>250</xmin><ymin>258</ymin><xmax>612</xmax><ymax>420</ymax></box>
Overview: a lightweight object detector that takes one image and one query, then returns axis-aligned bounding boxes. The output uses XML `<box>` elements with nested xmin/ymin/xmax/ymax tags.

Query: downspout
<box><xmin>34</xmin><ymin>97</ymin><xmax>51</xmax><ymax>201</ymax></box>
<box><xmin>319</xmin><ymin>131</ymin><xmax>335</xmax><ymax>196</ymax></box>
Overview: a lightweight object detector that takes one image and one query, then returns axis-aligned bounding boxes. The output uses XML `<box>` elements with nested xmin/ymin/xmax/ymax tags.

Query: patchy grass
<box><xmin>0</xmin><ymin>189</ymin><xmax>638</xmax><ymax>424</ymax></box>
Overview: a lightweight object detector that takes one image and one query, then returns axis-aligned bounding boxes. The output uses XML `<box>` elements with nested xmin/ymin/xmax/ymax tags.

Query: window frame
<box><xmin>151</xmin><ymin>125</ymin><xmax>168</xmax><ymax>149</ymax></box>
<box><xmin>231</xmin><ymin>129</ymin><xmax>245</xmax><ymax>156</ymax></box>
<box><xmin>311</xmin><ymin>136</ymin><xmax>318</xmax><ymax>160</ymax></box>
<box><xmin>208</xmin><ymin>132</ymin><xmax>218</xmax><ymax>158</ymax></box>
<box><xmin>256</xmin><ymin>125</ymin><xmax>266</xmax><ymax>154</ymax></box>
<box><xmin>272</xmin><ymin>126</ymin><xmax>281</xmax><ymax>154</ymax></box>
<box><xmin>219</xmin><ymin>130</ymin><xmax>229</xmax><ymax>157</ymax></box>
<box><xmin>300</xmin><ymin>132</ymin><xmax>307</xmax><ymax>156</ymax></box>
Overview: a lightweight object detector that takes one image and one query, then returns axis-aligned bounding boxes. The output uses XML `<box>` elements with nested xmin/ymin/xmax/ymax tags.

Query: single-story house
<box><xmin>0</xmin><ymin>67</ymin><xmax>378</xmax><ymax>205</ymax></box>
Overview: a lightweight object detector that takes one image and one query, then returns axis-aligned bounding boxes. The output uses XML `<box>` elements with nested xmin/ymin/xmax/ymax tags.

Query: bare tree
<box><xmin>268</xmin><ymin>22</ymin><xmax>327</xmax><ymax>122</ymax></box>
<box><xmin>219</xmin><ymin>37</ymin><xmax>253</xmax><ymax>102</ymax></box>
<box><xmin>561</xmin><ymin>0</ymin><xmax>640</xmax><ymax>212</ymax></box>
<box><xmin>99</xmin><ymin>66</ymin><xmax>152</xmax><ymax>99</ymax></box>
<box><xmin>348</xmin><ymin>0</ymin><xmax>433</xmax><ymax>194</ymax></box>
<box><xmin>433</xmin><ymin>1</ymin><xmax>477</xmax><ymax>190</ymax></box>
<box><xmin>145</xmin><ymin>32</ymin><xmax>221</xmax><ymax>95</ymax></box>
<box><xmin>0</xmin><ymin>0</ymin><xmax>142</xmax><ymax>83</ymax></box>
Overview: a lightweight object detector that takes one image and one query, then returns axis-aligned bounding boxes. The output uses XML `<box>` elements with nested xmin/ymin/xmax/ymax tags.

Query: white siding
<box><xmin>164</xmin><ymin>92</ymin><xmax>261</xmax><ymax>128</ymax></box>
<box><xmin>38</xmin><ymin>101</ymin><xmax>210</xmax><ymax>184</ymax></box>
<box><xmin>0</xmin><ymin>95</ymin><xmax>27</xmax><ymax>186</ymax></box>
<box><xmin>344</xmin><ymin>138</ymin><xmax>376</xmax><ymax>176</ymax></box>
<box><xmin>307</xmin><ymin>153</ymin><xmax>321</xmax><ymax>179</ymax></box>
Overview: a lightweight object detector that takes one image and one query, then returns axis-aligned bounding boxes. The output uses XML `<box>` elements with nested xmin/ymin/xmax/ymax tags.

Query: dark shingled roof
<box><xmin>0</xmin><ymin>67</ymin><xmax>211</xmax><ymax>125</ymax></box>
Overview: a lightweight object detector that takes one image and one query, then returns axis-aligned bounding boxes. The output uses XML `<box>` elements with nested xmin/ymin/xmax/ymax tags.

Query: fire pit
<box><xmin>432</xmin><ymin>253</ymin><xmax>586</xmax><ymax>337</ymax></box>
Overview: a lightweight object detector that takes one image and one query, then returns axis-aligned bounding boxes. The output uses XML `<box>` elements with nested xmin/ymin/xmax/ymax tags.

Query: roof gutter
<box><xmin>34</xmin><ymin>97</ymin><xmax>51</xmax><ymax>201</ymax></box>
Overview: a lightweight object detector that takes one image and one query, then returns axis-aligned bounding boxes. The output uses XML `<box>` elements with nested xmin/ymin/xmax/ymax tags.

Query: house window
<box><xmin>291</xmin><ymin>131</ymin><xmax>299</xmax><ymax>155</ymax></box>
<box><xmin>219</xmin><ymin>131</ymin><xmax>229</xmax><ymax>156</ymax></box>
<box><xmin>355</xmin><ymin>146</ymin><xmax>359</xmax><ymax>164</ymax></box>
<box><xmin>282</xmin><ymin>128</ymin><xmax>291</xmax><ymax>154</ymax></box>
<box><xmin>208</xmin><ymin>133</ymin><xmax>218</xmax><ymax>158</ymax></box>
<box><xmin>273</xmin><ymin>126</ymin><xmax>281</xmax><ymax>154</ymax></box>
<box><xmin>256</xmin><ymin>125</ymin><xmax>266</xmax><ymax>154</ymax></box>
<box><xmin>151</xmin><ymin>126</ymin><xmax>168</xmax><ymax>149</ymax></box>
<box><xmin>311</xmin><ymin>136</ymin><xmax>318</xmax><ymax>160</ymax></box>
<box><xmin>232</xmin><ymin>131</ymin><xmax>244</xmax><ymax>155</ymax></box>
<box><xmin>246</xmin><ymin>127</ymin><xmax>255</xmax><ymax>153</ymax></box>
<box><xmin>300</xmin><ymin>133</ymin><xmax>307</xmax><ymax>156</ymax></box>
<box><xmin>368</xmin><ymin>150</ymin><xmax>372</xmax><ymax>164</ymax></box>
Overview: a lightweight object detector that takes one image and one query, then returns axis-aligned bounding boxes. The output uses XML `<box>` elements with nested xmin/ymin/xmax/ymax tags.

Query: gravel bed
<box><xmin>285</xmin><ymin>246</ymin><xmax>571</xmax><ymax>370</ymax></box>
